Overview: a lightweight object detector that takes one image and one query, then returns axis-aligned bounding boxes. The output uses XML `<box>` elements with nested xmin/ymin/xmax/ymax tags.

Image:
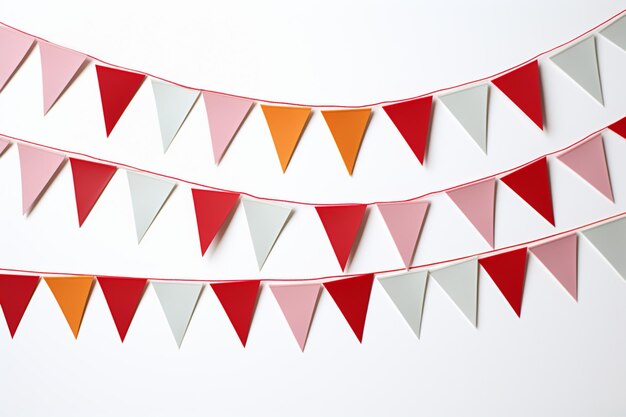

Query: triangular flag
<box><xmin>261</xmin><ymin>105</ymin><xmax>311</xmax><ymax>172</ymax></box>
<box><xmin>38</xmin><ymin>41</ymin><xmax>86</xmax><ymax>114</ymax></box>
<box><xmin>447</xmin><ymin>178</ymin><xmax>497</xmax><ymax>247</ymax></box>
<box><xmin>0</xmin><ymin>274</ymin><xmax>39</xmax><ymax>337</ymax></box>
<box><xmin>550</xmin><ymin>37</ymin><xmax>603</xmax><ymax>104</ymax></box>
<box><xmin>321</xmin><ymin>108</ymin><xmax>371</xmax><ymax>175</ymax></box>
<box><xmin>323</xmin><ymin>274</ymin><xmax>374</xmax><ymax>342</ymax></box>
<box><xmin>440</xmin><ymin>84</ymin><xmax>489</xmax><ymax>152</ymax></box>
<box><xmin>479</xmin><ymin>248</ymin><xmax>528</xmax><ymax>316</ymax></box>
<box><xmin>17</xmin><ymin>144</ymin><xmax>65</xmax><ymax>214</ymax></box>
<box><xmin>0</xmin><ymin>135</ymin><xmax>10</xmax><ymax>155</ymax></box>
<box><xmin>69</xmin><ymin>158</ymin><xmax>117</xmax><ymax>226</ymax></box>
<box><xmin>582</xmin><ymin>217</ymin><xmax>626</xmax><ymax>280</ymax></box>
<box><xmin>530</xmin><ymin>234</ymin><xmax>578</xmax><ymax>299</ymax></box>
<box><xmin>205</xmin><ymin>92</ymin><xmax>254</xmax><ymax>163</ymax></box>
<box><xmin>429</xmin><ymin>258</ymin><xmax>478</xmax><ymax>326</ymax></box>
<box><xmin>126</xmin><ymin>171</ymin><xmax>175</xmax><ymax>242</ymax></box>
<box><xmin>379</xmin><ymin>270</ymin><xmax>428</xmax><ymax>338</ymax></box>
<box><xmin>191</xmin><ymin>189</ymin><xmax>240</xmax><ymax>256</ymax></box>
<box><xmin>152</xmin><ymin>281</ymin><xmax>203</xmax><ymax>347</ymax></box>
<box><xmin>242</xmin><ymin>200</ymin><xmax>292</xmax><ymax>270</ymax></box>
<box><xmin>315</xmin><ymin>204</ymin><xmax>367</xmax><ymax>271</ymax></box>
<box><xmin>557</xmin><ymin>135</ymin><xmax>613</xmax><ymax>201</ymax></box>
<box><xmin>97</xmin><ymin>276</ymin><xmax>147</xmax><ymax>341</ymax></box>
<box><xmin>0</xmin><ymin>26</ymin><xmax>34</xmax><ymax>91</ymax></box>
<box><xmin>608</xmin><ymin>116</ymin><xmax>626</xmax><ymax>138</ymax></box>
<box><xmin>600</xmin><ymin>15</ymin><xmax>626</xmax><ymax>52</ymax></box>
<box><xmin>377</xmin><ymin>201</ymin><xmax>429</xmax><ymax>268</ymax></box>
<box><xmin>501</xmin><ymin>157</ymin><xmax>555</xmax><ymax>225</ymax></box>
<box><xmin>151</xmin><ymin>80</ymin><xmax>199</xmax><ymax>152</ymax></box>
<box><xmin>44</xmin><ymin>276</ymin><xmax>94</xmax><ymax>338</ymax></box>
<box><xmin>270</xmin><ymin>283</ymin><xmax>321</xmax><ymax>351</ymax></box>
<box><xmin>210</xmin><ymin>280</ymin><xmax>260</xmax><ymax>347</ymax></box>
<box><xmin>492</xmin><ymin>60</ymin><xmax>543</xmax><ymax>129</ymax></box>
<box><xmin>95</xmin><ymin>65</ymin><xmax>146</xmax><ymax>136</ymax></box>
<box><xmin>382</xmin><ymin>96</ymin><xmax>433</xmax><ymax>164</ymax></box>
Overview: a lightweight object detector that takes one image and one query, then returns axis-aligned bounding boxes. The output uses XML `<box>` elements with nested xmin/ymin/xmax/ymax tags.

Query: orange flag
<box><xmin>45</xmin><ymin>276</ymin><xmax>94</xmax><ymax>338</ymax></box>
<box><xmin>261</xmin><ymin>105</ymin><xmax>311</xmax><ymax>172</ymax></box>
<box><xmin>322</xmin><ymin>109</ymin><xmax>371</xmax><ymax>175</ymax></box>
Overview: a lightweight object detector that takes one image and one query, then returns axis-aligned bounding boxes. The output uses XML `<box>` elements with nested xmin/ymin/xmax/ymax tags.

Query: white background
<box><xmin>1</xmin><ymin>1</ymin><xmax>626</xmax><ymax>416</ymax></box>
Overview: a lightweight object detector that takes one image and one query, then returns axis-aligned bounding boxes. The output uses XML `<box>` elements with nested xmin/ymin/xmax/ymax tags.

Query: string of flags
<box><xmin>1</xmin><ymin>13</ymin><xmax>625</xmax><ymax>174</ymax></box>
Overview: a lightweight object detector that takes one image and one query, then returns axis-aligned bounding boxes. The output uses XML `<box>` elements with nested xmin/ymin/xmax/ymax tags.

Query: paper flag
<box><xmin>550</xmin><ymin>37</ymin><xmax>603</xmax><ymax>104</ymax></box>
<box><xmin>205</xmin><ymin>92</ymin><xmax>254</xmax><ymax>163</ymax></box>
<box><xmin>152</xmin><ymin>281</ymin><xmax>203</xmax><ymax>347</ymax></box>
<box><xmin>151</xmin><ymin>80</ymin><xmax>199</xmax><ymax>152</ymax></box>
<box><xmin>440</xmin><ymin>84</ymin><xmax>489</xmax><ymax>152</ymax></box>
<box><xmin>379</xmin><ymin>270</ymin><xmax>428</xmax><ymax>338</ymax></box>
<box><xmin>609</xmin><ymin>116</ymin><xmax>626</xmax><ymax>138</ymax></box>
<box><xmin>126</xmin><ymin>171</ymin><xmax>175</xmax><ymax>242</ymax></box>
<box><xmin>530</xmin><ymin>234</ymin><xmax>578</xmax><ymax>299</ymax></box>
<box><xmin>316</xmin><ymin>204</ymin><xmax>367</xmax><ymax>271</ymax></box>
<box><xmin>447</xmin><ymin>178</ymin><xmax>497</xmax><ymax>247</ymax></box>
<box><xmin>582</xmin><ymin>217</ymin><xmax>626</xmax><ymax>280</ymax></box>
<box><xmin>0</xmin><ymin>136</ymin><xmax>10</xmax><ymax>155</ymax></box>
<box><xmin>95</xmin><ymin>65</ymin><xmax>146</xmax><ymax>136</ymax></box>
<box><xmin>429</xmin><ymin>258</ymin><xmax>478</xmax><ymax>326</ymax></box>
<box><xmin>261</xmin><ymin>105</ymin><xmax>311</xmax><ymax>172</ymax></box>
<box><xmin>600</xmin><ymin>15</ymin><xmax>626</xmax><ymax>52</ymax></box>
<box><xmin>191</xmin><ymin>189</ymin><xmax>240</xmax><ymax>256</ymax></box>
<box><xmin>377</xmin><ymin>201</ymin><xmax>429</xmax><ymax>268</ymax></box>
<box><xmin>0</xmin><ymin>26</ymin><xmax>34</xmax><ymax>92</ymax></box>
<box><xmin>557</xmin><ymin>135</ymin><xmax>613</xmax><ymax>201</ymax></box>
<box><xmin>382</xmin><ymin>96</ymin><xmax>433</xmax><ymax>164</ymax></box>
<box><xmin>270</xmin><ymin>283</ymin><xmax>321</xmax><ymax>351</ymax></box>
<box><xmin>38</xmin><ymin>41</ymin><xmax>86</xmax><ymax>114</ymax></box>
<box><xmin>44</xmin><ymin>276</ymin><xmax>94</xmax><ymax>338</ymax></box>
<box><xmin>69</xmin><ymin>158</ymin><xmax>117</xmax><ymax>227</ymax></box>
<box><xmin>492</xmin><ymin>61</ymin><xmax>543</xmax><ymax>129</ymax></box>
<box><xmin>321</xmin><ymin>109</ymin><xmax>371</xmax><ymax>175</ymax></box>
<box><xmin>479</xmin><ymin>248</ymin><xmax>528</xmax><ymax>316</ymax></box>
<box><xmin>0</xmin><ymin>274</ymin><xmax>39</xmax><ymax>337</ymax></box>
<box><xmin>97</xmin><ymin>277</ymin><xmax>147</xmax><ymax>341</ymax></box>
<box><xmin>323</xmin><ymin>274</ymin><xmax>374</xmax><ymax>342</ymax></box>
<box><xmin>501</xmin><ymin>157</ymin><xmax>554</xmax><ymax>225</ymax></box>
<box><xmin>242</xmin><ymin>199</ymin><xmax>292</xmax><ymax>270</ymax></box>
<box><xmin>210</xmin><ymin>280</ymin><xmax>260</xmax><ymax>347</ymax></box>
<box><xmin>17</xmin><ymin>144</ymin><xmax>65</xmax><ymax>214</ymax></box>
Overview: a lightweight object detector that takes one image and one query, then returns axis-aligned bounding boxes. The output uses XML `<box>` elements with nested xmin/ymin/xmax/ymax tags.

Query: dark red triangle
<box><xmin>315</xmin><ymin>204</ymin><xmax>367</xmax><ymax>271</ymax></box>
<box><xmin>210</xmin><ymin>280</ymin><xmax>260</xmax><ymax>346</ymax></box>
<box><xmin>97</xmin><ymin>277</ymin><xmax>147</xmax><ymax>342</ymax></box>
<box><xmin>191</xmin><ymin>189</ymin><xmax>240</xmax><ymax>255</ymax></box>
<box><xmin>323</xmin><ymin>274</ymin><xmax>374</xmax><ymax>342</ymax></box>
<box><xmin>479</xmin><ymin>248</ymin><xmax>528</xmax><ymax>316</ymax></box>
<box><xmin>608</xmin><ymin>116</ymin><xmax>626</xmax><ymax>139</ymax></box>
<box><xmin>382</xmin><ymin>96</ymin><xmax>433</xmax><ymax>164</ymax></box>
<box><xmin>95</xmin><ymin>65</ymin><xmax>146</xmax><ymax>136</ymax></box>
<box><xmin>69</xmin><ymin>158</ymin><xmax>117</xmax><ymax>227</ymax></box>
<box><xmin>0</xmin><ymin>275</ymin><xmax>39</xmax><ymax>337</ymax></box>
<box><xmin>501</xmin><ymin>157</ymin><xmax>554</xmax><ymax>225</ymax></box>
<box><xmin>492</xmin><ymin>61</ymin><xmax>543</xmax><ymax>129</ymax></box>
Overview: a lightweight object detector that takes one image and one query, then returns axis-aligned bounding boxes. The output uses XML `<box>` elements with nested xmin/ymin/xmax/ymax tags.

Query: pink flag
<box><xmin>270</xmin><ymin>283</ymin><xmax>321</xmax><ymax>351</ymax></box>
<box><xmin>530</xmin><ymin>234</ymin><xmax>578</xmax><ymax>299</ymax></box>
<box><xmin>0</xmin><ymin>135</ymin><xmax>10</xmax><ymax>155</ymax></box>
<box><xmin>377</xmin><ymin>201</ymin><xmax>429</xmax><ymax>268</ymax></box>
<box><xmin>39</xmin><ymin>41</ymin><xmax>86</xmax><ymax>114</ymax></box>
<box><xmin>0</xmin><ymin>26</ymin><xmax>34</xmax><ymax>91</ymax></box>
<box><xmin>447</xmin><ymin>178</ymin><xmax>497</xmax><ymax>247</ymax></box>
<box><xmin>17</xmin><ymin>144</ymin><xmax>65</xmax><ymax>214</ymax></box>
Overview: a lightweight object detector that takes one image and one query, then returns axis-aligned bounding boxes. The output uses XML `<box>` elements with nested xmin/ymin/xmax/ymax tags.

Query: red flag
<box><xmin>492</xmin><ymin>61</ymin><xmax>543</xmax><ymax>129</ymax></box>
<box><xmin>608</xmin><ymin>116</ymin><xmax>626</xmax><ymax>138</ymax></box>
<box><xmin>0</xmin><ymin>275</ymin><xmax>39</xmax><ymax>337</ymax></box>
<box><xmin>95</xmin><ymin>65</ymin><xmax>145</xmax><ymax>136</ymax></box>
<box><xmin>191</xmin><ymin>189</ymin><xmax>240</xmax><ymax>255</ymax></box>
<box><xmin>97</xmin><ymin>277</ymin><xmax>147</xmax><ymax>342</ymax></box>
<box><xmin>382</xmin><ymin>96</ymin><xmax>433</xmax><ymax>164</ymax></box>
<box><xmin>323</xmin><ymin>274</ymin><xmax>374</xmax><ymax>342</ymax></box>
<box><xmin>69</xmin><ymin>158</ymin><xmax>117</xmax><ymax>226</ymax></box>
<box><xmin>210</xmin><ymin>280</ymin><xmax>260</xmax><ymax>346</ymax></box>
<box><xmin>479</xmin><ymin>248</ymin><xmax>528</xmax><ymax>316</ymax></box>
<box><xmin>501</xmin><ymin>157</ymin><xmax>554</xmax><ymax>225</ymax></box>
<box><xmin>315</xmin><ymin>204</ymin><xmax>367</xmax><ymax>271</ymax></box>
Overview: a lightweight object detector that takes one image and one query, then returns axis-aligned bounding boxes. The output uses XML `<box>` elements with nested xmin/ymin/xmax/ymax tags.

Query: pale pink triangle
<box><xmin>17</xmin><ymin>144</ymin><xmax>65</xmax><ymax>214</ymax></box>
<box><xmin>557</xmin><ymin>134</ymin><xmax>613</xmax><ymax>201</ymax></box>
<box><xmin>0</xmin><ymin>26</ymin><xmax>34</xmax><ymax>91</ymax></box>
<box><xmin>447</xmin><ymin>178</ymin><xmax>496</xmax><ymax>247</ymax></box>
<box><xmin>0</xmin><ymin>135</ymin><xmax>10</xmax><ymax>155</ymax></box>
<box><xmin>377</xmin><ymin>201</ymin><xmax>429</xmax><ymax>268</ymax></box>
<box><xmin>39</xmin><ymin>41</ymin><xmax>87</xmax><ymax>114</ymax></box>
<box><xmin>202</xmin><ymin>92</ymin><xmax>254</xmax><ymax>164</ymax></box>
<box><xmin>530</xmin><ymin>234</ymin><xmax>578</xmax><ymax>299</ymax></box>
<box><xmin>270</xmin><ymin>283</ymin><xmax>321</xmax><ymax>351</ymax></box>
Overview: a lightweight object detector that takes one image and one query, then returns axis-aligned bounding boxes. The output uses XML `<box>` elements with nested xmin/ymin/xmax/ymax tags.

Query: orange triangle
<box><xmin>45</xmin><ymin>276</ymin><xmax>94</xmax><ymax>338</ymax></box>
<box><xmin>322</xmin><ymin>109</ymin><xmax>371</xmax><ymax>175</ymax></box>
<box><xmin>261</xmin><ymin>105</ymin><xmax>311</xmax><ymax>172</ymax></box>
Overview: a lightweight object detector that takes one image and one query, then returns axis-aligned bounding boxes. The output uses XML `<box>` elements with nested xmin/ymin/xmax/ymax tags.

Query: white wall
<box><xmin>1</xmin><ymin>1</ymin><xmax>626</xmax><ymax>416</ymax></box>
